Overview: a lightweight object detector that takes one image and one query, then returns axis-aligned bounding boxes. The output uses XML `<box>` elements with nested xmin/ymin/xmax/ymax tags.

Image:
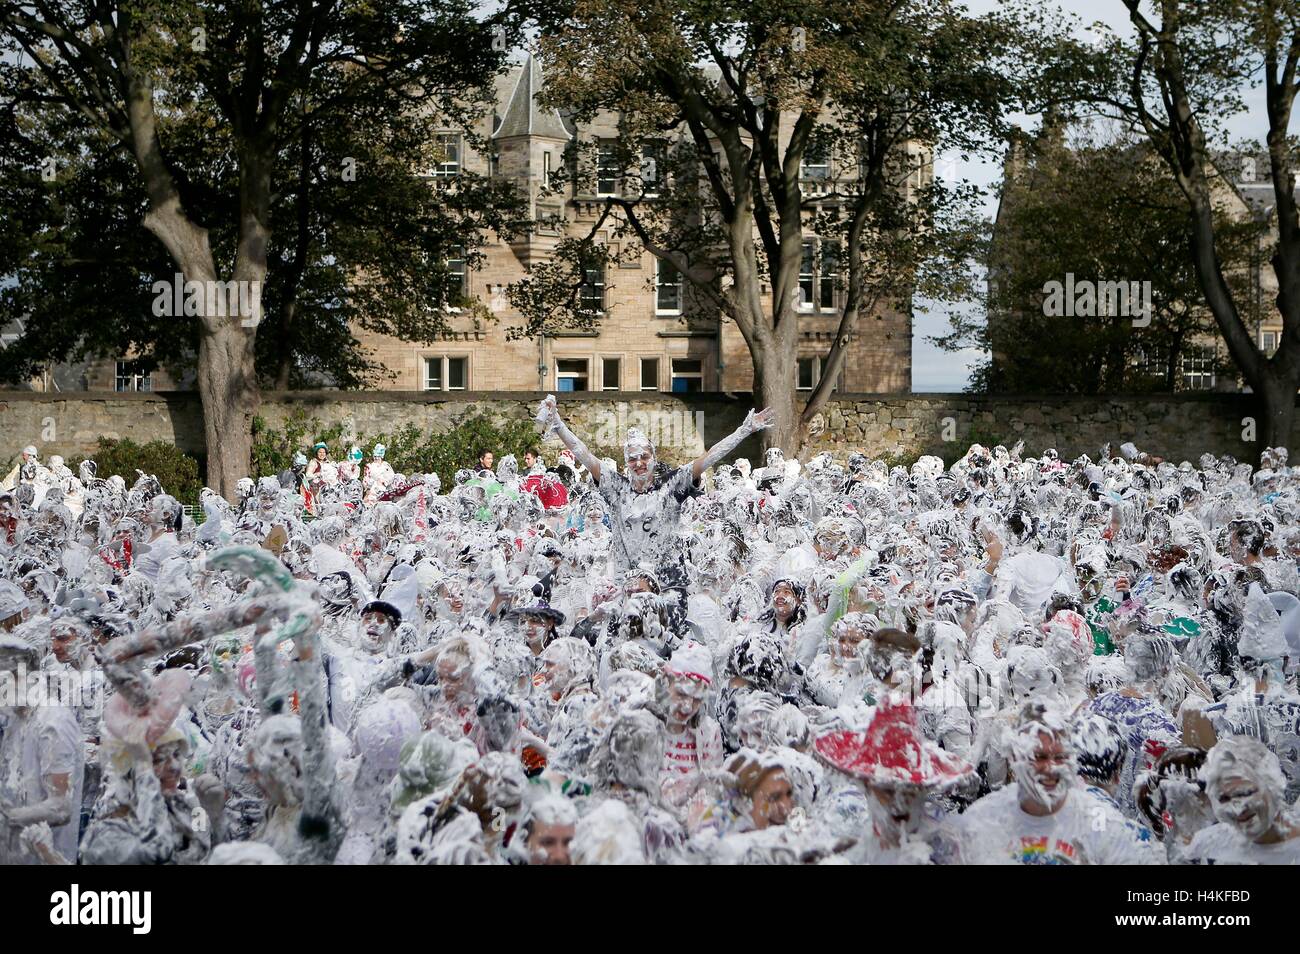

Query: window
<box><xmin>580</xmin><ymin>262</ymin><xmax>606</xmax><ymax>315</ymax></box>
<box><xmin>447</xmin><ymin>246</ymin><xmax>466</xmax><ymax>302</ymax></box>
<box><xmin>797</xmin><ymin>357</ymin><xmax>816</xmax><ymax>391</ymax></box>
<box><xmin>819</xmin><ymin>244</ymin><xmax>838</xmax><ymax>311</ymax></box>
<box><xmin>597</xmin><ymin>139</ymin><xmax>620</xmax><ymax>196</ymax></box>
<box><xmin>1133</xmin><ymin>346</ymin><xmax>1169</xmax><ymax>382</ymax></box>
<box><xmin>431</xmin><ymin>133</ymin><xmax>461</xmax><ymax>179</ymax></box>
<box><xmin>543</xmin><ymin>152</ymin><xmax>553</xmax><ymax>187</ymax></box>
<box><xmin>115</xmin><ymin>360</ymin><xmax>152</xmax><ymax>392</ymax></box>
<box><xmin>796</xmin><ymin>355</ymin><xmax>838</xmax><ymax>392</ymax></box>
<box><xmin>640</xmin><ymin>357</ymin><xmax>660</xmax><ymax>391</ymax></box>
<box><xmin>447</xmin><ymin>356</ymin><xmax>467</xmax><ymax>390</ymax></box>
<box><xmin>425</xmin><ymin>356</ymin><xmax>468</xmax><ymax>391</ymax></box>
<box><xmin>671</xmin><ymin>358</ymin><xmax>703</xmax><ymax>393</ymax></box>
<box><xmin>556</xmin><ymin>358</ymin><xmax>590</xmax><ymax>392</ymax></box>
<box><xmin>1181</xmin><ymin>349</ymin><xmax>1216</xmax><ymax>391</ymax></box>
<box><xmin>655</xmin><ymin>259</ymin><xmax>683</xmax><ymax>314</ymax></box>
<box><xmin>1262</xmin><ymin>331</ymin><xmax>1279</xmax><ymax>356</ymax></box>
<box><xmin>602</xmin><ymin>357</ymin><xmax>621</xmax><ymax>390</ymax></box>
<box><xmin>798</xmin><ymin>242</ymin><xmax>815</xmax><ymax>311</ymax></box>
<box><xmin>800</xmin><ymin>144</ymin><xmax>830</xmax><ymax>181</ymax></box>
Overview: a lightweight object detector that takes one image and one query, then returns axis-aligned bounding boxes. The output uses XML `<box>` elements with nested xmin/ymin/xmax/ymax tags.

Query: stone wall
<box><xmin>0</xmin><ymin>389</ymin><xmax>1283</xmax><ymax>472</ymax></box>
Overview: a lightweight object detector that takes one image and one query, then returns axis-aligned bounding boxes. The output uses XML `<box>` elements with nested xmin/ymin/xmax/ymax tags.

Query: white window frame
<box><xmin>555</xmin><ymin>357</ymin><xmax>591</xmax><ymax>392</ymax></box>
<box><xmin>655</xmin><ymin>258</ymin><xmax>683</xmax><ymax>315</ymax></box>
<box><xmin>796</xmin><ymin>355</ymin><xmax>838</xmax><ymax>393</ymax></box>
<box><xmin>800</xmin><ymin>146</ymin><xmax>831</xmax><ymax>181</ymax></box>
<box><xmin>601</xmin><ymin>355</ymin><xmax>622</xmax><ymax>391</ymax></box>
<box><xmin>798</xmin><ymin>242</ymin><xmax>815</xmax><ymax>312</ymax></box>
<box><xmin>430</xmin><ymin>132</ymin><xmax>461</xmax><ymax>179</ymax></box>
<box><xmin>447</xmin><ymin>246</ymin><xmax>466</xmax><ymax>303</ymax></box>
<box><xmin>115</xmin><ymin>360</ymin><xmax>152</xmax><ymax>393</ymax></box>
<box><xmin>596</xmin><ymin>139</ymin><xmax>620</xmax><ymax>196</ymax></box>
<box><xmin>1181</xmin><ymin>349</ymin><xmax>1216</xmax><ymax>391</ymax></box>
<box><xmin>818</xmin><ymin>243</ymin><xmax>838</xmax><ymax>312</ymax></box>
<box><xmin>424</xmin><ymin>355</ymin><xmax>470</xmax><ymax>391</ymax></box>
<box><xmin>670</xmin><ymin>357</ymin><xmax>704</xmax><ymax>393</ymax></box>
<box><xmin>639</xmin><ymin>356</ymin><xmax>660</xmax><ymax>391</ymax></box>
<box><xmin>640</xmin><ymin>141</ymin><xmax>665</xmax><ymax>197</ymax></box>
<box><xmin>580</xmin><ymin>262</ymin><xmax>606</xmax><ymax>316</ymax></box>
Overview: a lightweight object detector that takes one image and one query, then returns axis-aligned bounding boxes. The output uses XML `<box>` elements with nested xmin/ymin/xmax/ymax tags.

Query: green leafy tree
<box><xmin>0</xmin><ymin>0</ymin><xmax>524</xmax><ymax>496</ymax></box>
<box><xmin>1087</xmin><ymin>0</ymin><xmax>1300</xmax><ymax>450</ymax></box>
<box><xmin>509</xmin><ymin>0</ymin><xmax>1054</xmax><ymax>454</ymax></box>
<box><xmin>938</xmin><ymin>121</ymin><xmax>1261</xmax><ymax>393</ymax></box>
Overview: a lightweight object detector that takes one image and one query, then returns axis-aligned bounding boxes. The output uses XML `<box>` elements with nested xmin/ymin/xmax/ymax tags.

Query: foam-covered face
<box><xmin>538</xmin><ymin>653</ymin><xmax>571</xmax><ymax>696</ymax></box>
<box><xmin>516</xmin><ymin>615</ymin><xmax>548</xmax><ymax>654</ymax></box>
<box><xmin>814</xmin><ymin>526</ymin><xmax>850</xmax><ymax>561</ymax></box>
<box><xmin>51</xmin><ymin>624</ymin><xmax>85</xmax><ymax>665</ymax></box>
<box><xmin>619</xmin><ymin>591</ymin><xmax>662</xmax><ymax>641</ymax></box>
<box><xmin>867</xmin><ymin>783</ymin><xmax>926</xmax><ymax>844</ymax></box>
<box><xmin>528</xmin><ymin>820</ymin><xmax>575</xmax><ymax>865</ymax></box>
<box><xmin>736</xmin><ymin>705</ymin><xmax>771</xmax><ymax>748</ymax></box>
<box><xmin>1210</xmin><ymin>773</ymin><xmax>1278</xmax><ymax>841</ymax></box>
<box><xmin>665</xmin><ymin>672</ymin><xmax>707</xmax><ymax>725</ymax></box>
<box><xmin>1012</xmin><ymin>730</ymin><xmax>1073</xmax><ymax>812</ymax></box>
<box><xmin>771</xmin><ymin>583</ymin><xmax>798</xmax><ymax>623</ymax></box>
<box><xmin>625</xmin><ymin>445</ymin><xmax>656</xmax><ymax>491</ymax></box>
<box><xmin>439</xmin><ymin>583</ymin><xmax>465</xmax><ymax>615</ymax></box>
<box><xmin>751</xmin><ymin>768</ymin><xmax>795</xmax><ymax>830</ymax></box>
<box><xmin>360</xmin><ymin>610</ymin><xmax>393</xmax><ymax>654</ymax></box>
<box><xmin>152</xmin><ymin>740</ymin><xmax>186</xmax><ymax>795</ymax></box>
<box><xmin>437</xmin><ymin>655</ymin><xmax>473</xmax><ymax>702</ymax></box>
<box><xmin>832</xmin><ymin>625</ymin><xmax>870</xmax><ymax>671</ymax></box>
<box><xmin>210</xmin><ymin>635</ymin><xmax>242</xmax><ymax>680</ymax></box>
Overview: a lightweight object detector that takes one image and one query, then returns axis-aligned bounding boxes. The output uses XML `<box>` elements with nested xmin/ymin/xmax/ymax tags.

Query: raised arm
<box><xmin>536</xmin><ymin>395</ymin><xmax>602</xmax><ymax>482</ymax></box>
<box><xmin>691</xmin><ymin>407</ymin><xmax>775</xmax><ymax>481</ymax></box>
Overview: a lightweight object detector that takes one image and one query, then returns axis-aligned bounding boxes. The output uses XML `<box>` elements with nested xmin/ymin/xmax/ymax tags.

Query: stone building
<box><xmin>354</xmin><ymin>55</ymin><xmax>914</xmax><ymax>397</ymax></box>
<box><xmin>10</xmin><ymin>55</ymin><xmax>915</xmax><ymax>396</ymax></box>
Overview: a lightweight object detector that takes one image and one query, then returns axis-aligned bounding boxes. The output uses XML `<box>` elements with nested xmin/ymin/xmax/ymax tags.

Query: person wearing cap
<box><xmin>364</xmin><ymin>443</ymin><xmax>394</xmax><ymax>504</ymax></box>
<box><xmin>323</xmin><ymin>598</ymin><xmax>438</xmax><ymax>732</ymax></box>
<box><xmin>304</xmin><ymin>441</ymin><xmax>338</xmax><ymax>493</ymax></box>
<box><xmin>506</xmin><ymin>596</ymin><xmax>566</xmax><ymax>656</ymax></box>
<box><xmin>339</xmin><ymin>445</ymin><xmax>364</xmax><ymax>483</ymax></box>
<box><xmin>814</xmin><ymin>698</ymin><xmax>971</xmax><ymax>864</ymax></box>
<box><xmin>659</xmin><ymin>640</ymin><xmax>724</xmax><ymax>816</ymax></box>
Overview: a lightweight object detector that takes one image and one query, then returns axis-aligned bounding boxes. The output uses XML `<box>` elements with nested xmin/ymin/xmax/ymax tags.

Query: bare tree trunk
<box><xmin>196</xmin><ymin>324</ymin><xmax>260</xmax><ymax>498</ymax></box>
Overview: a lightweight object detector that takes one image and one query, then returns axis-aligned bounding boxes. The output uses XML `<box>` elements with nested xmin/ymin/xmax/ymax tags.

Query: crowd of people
<box><xmin>2</xmin><ymin>396</ymin><xmax>1300</xmax><ymax>864</ymax></box>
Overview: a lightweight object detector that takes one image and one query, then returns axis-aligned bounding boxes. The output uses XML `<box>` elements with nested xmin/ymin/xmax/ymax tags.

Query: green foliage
<box><xmin>363</xmin><ymin>413</ymin><xmax>541</xmax><ymax>486</ymax></box>
<box><xmin>936</xmin><ymin>121</ymin><xmax>1257</xmax><ymax>394</ymax></box>
<box><xmin>70</xmin><ymin>438</ymin><xmax>204</xmax><ymax>506</ymax></box>
<box><xmin>251</xmin><ymin>408</ymin><xmax>547</xmax><ymax>489</ymax></box>
<box><xmin>251</xmin><ymin>408</ymin><xmax>348</xmax><ymax>479</ymax></box>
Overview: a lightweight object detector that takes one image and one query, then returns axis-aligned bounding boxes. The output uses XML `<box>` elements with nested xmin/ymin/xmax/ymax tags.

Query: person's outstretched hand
<box><xmin>744</xmin><ymin>407</ymin><xmax>775</xmax><ymax>433</ymax></box>
<box><xmin>535</xmin><ymin>394</ymin><xmax>560</xmax><ymax>434</ymax></box>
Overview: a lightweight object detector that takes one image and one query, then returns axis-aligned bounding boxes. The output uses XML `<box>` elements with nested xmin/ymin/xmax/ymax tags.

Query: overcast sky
<box><xmin>912</xmin><ymin>0</ymin><xmax>1275</xmax><ymax>391</ymax></box>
